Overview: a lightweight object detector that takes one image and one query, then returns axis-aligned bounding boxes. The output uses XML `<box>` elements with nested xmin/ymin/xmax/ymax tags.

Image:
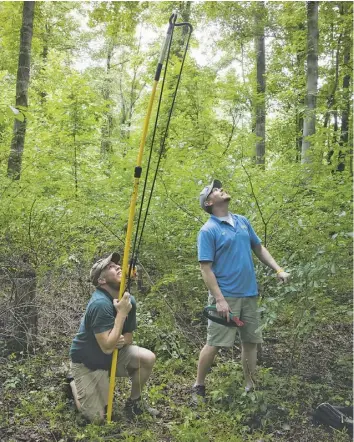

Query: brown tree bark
<box><xmin>7</xmin><ymin>1</ymin><xmax>35</xmax><ymax>180</ymax></box>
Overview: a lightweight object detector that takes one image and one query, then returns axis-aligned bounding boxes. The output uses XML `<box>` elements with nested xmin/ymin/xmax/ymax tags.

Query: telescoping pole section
<box><xmin>106</xmin><ymin>14</ymin><xmax>176</xmax><ymax>423</ymax></box>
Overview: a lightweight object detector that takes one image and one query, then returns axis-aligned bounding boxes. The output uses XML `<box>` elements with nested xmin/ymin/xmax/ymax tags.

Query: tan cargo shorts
<box><xmin>206</xmin><ymin>295</ymin><xmax>263</xmax><ymax>347</ymax></box>
<box><xmin>70</xmin><ymin>344</ymin><xmax>141</xmax><ymax>422</ymax></box>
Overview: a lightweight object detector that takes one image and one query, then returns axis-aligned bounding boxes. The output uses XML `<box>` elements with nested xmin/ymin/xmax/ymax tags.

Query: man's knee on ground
<box><xmin>81</xmin><ymin>405</ymin><xmax>106</xmax><ymax>424</ymax></box>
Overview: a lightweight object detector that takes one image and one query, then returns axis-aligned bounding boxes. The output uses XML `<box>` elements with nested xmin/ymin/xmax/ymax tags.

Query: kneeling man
<box><xmin>69</xmin><ymin>252</ymin><xmax>158</xmax><ymax>422</ymax></box>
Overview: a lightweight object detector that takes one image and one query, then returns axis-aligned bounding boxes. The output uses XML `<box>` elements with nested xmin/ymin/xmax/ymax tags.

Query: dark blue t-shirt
<box><xmin>70</xmin><ymin>288</ymin><xmax>137</xmax><ymax>370</ymax></box>
<box><xmin>198</xmin><ymin>213</ymin><xmax>261</xmax><ymax>297</ymax></box>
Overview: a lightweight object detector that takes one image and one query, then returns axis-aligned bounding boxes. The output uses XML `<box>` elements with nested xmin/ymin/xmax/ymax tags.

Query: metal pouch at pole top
<box><xmin>203</xmin><ymin>305</ymin><xmax>245</xmax><ymax>327</ymax></box>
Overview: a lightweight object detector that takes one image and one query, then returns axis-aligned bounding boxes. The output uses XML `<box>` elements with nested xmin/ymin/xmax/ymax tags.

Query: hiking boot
<box><xmin>191</xmin><ymin>384</ymin><xmax>206</xmax><ymax>405</ymax></box>
<box><xmin>124</xmin><ymin>397</ymin><xmax>159</xmax><ymax>418</ymax></box>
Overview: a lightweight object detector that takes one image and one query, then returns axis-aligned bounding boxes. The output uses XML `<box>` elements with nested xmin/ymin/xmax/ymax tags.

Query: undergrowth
<box><xmin>0</xmin><ymin>319</ymin><xmax>352</xmax><ymax>442</ymax></box>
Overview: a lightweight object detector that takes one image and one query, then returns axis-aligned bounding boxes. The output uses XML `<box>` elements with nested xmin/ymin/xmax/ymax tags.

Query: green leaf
<box><xmin>9</xmin><ymin>105</ymin><xmax>20</xmax><ymax>116</ymax></box>
<box><xmin>14</xmin><ymin>112</ymin><xmax>25</xmax><ymax>122</ymax></box>
<box><xmin>8</xmin><ymin>105</ymin><xmax>25</xmax><ymax>121</ymax></box>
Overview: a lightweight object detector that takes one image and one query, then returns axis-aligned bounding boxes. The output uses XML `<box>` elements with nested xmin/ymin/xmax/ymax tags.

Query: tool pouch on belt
<box><xmin>312</xmin><ymin>402</ymin><xmax>353</xmax><ymax>436</ymax></box>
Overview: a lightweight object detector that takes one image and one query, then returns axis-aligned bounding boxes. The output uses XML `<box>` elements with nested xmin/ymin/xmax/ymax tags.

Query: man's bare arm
<box><xmin>95</xmin><ymin>311</ymin><xmax>128</xmax><ymax>354</ymax></box>
<box><xmin>200</xmin><ymin>261</ymin><xmax>230</xmax><ymax>321</ymax></box>
<box><xmin>252</xmin><ymin>244</ymin><xmax>290</xmax><ymax>282</ymax></box>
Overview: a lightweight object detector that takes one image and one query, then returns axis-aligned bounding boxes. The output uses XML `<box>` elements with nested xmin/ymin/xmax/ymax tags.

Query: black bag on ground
<box><xmin>313</xmin><ymin>402</ymin><xmax>353</xmax><ymax>436</ymax></box>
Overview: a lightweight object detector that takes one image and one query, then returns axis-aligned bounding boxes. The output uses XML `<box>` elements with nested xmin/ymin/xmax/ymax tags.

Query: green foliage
<box><xmin>0</xmin><ymin>2</ymin><xmax>352</xmax><ymax>441</ymax></box>
<box><xmin>135</xmin><ymin>306</ymin><xmax>190</xmax><ymax>360</ymax></box>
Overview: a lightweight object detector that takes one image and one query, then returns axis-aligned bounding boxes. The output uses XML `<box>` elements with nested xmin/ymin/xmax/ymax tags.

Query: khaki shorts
<box><xmin>207</xmin><ymin>296</ymin><xmax>263</xmax><ymax>347</ymax></box>
<box><xmin>70</xmin><ymin>344</ymin><xmax>141</xmax><ymax>422</ymax></box>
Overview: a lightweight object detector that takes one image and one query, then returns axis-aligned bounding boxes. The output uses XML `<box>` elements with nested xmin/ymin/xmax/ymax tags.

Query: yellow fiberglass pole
<box><xmin>106</xmin><ymin>14</ymin><xmax>176</xmax><ymax>423</ymax></box>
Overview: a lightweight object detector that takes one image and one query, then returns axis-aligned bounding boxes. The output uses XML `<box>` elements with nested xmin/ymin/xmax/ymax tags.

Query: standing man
<box><xmin>193</xmin><ymin>179</ymin><xmax>289</xmax><ymax>402</ymax></box>
<box><xmin>69</xmin><ymin>252</ymin><xmax>158</xmax><ymax>422</ymax></box>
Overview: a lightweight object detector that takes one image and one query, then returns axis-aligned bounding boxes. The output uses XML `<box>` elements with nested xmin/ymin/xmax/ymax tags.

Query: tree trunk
<box><xmin>101</xmin><ymin>43</ymin><xmax>114</xmax><ymax>159</ymax></box>
<box><xmin>39</xmin><ymin>22</ymin><xmax>50</xmax><ymax>105</ymax></box>
<box><xmin>301</xmin><ymin>1</ymin><xmax>318</xmax><ymax>164</ymax></box>
<box><xmin>295</xmin><ymin>23</ymin><xmax>305</xmax><ymax>162</ymax></box>
<box><xmin>7</xmin><ymin>264</ymin><xmax>38</xmax><ymax>354</ymax></box>
<box><xmin>119</xmin><ymin>36</ymin><xmax>143</xmax><ymax>141</ymax></box>
<box><xmin>337</xmin><ymin>2</ymin><xmax>351</xmax><ymax>173</ymax></box>
<box><xmin>325</xmin><ymin>29</ymin><xmax>341</xmax><ymax>166</ymax></box>
<box><xmin>254</xmin><ymin>2</ymin><xmax>266</xmax><ymax>167</ymax></box>
<box><xmin>323</xmin><ymin>33</ymin><xmax>341</xmax><ymax>130</ymax></box>
<box><xmin>72</xmin><ymin>98</ymin><xmax>79</xmax><ymax>196</ymax></box>
<box><xmin>7</xmin><ymin>1</ymin><xmax>35</xmax><ymax>180</ymax></box>
<box><xmin>296</xmin><ymin>102</ymin><xmax>304</xmax><ymax>161</ymax></box>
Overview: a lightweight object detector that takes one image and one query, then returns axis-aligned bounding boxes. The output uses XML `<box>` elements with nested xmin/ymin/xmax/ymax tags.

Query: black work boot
<box><xmin>191</xmin><ymin>384</ymin><xmax>206</xmax><ymax>405</ymax></box>
<box><xmin>124</xmin><ymin>397</ymin><xmax>159</xmax><ymax>418</ymax></box>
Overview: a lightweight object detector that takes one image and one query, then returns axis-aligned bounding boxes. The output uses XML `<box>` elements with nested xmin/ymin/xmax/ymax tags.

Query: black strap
<box><xmin>313</xmin><ymin>403</ymin><xmax>353</xmax><ymax>435</ymax></box>
<box><xmin>127</xmin><ymin>20</ymin><xmax>193</xmax><ymax>290</ymax></box>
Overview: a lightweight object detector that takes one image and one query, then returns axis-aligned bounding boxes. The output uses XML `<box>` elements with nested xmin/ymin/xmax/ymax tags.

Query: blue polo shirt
<box><xmin>197</xmin><ymin>213</ymin><xmax>261</xmax><ymax>298</ymax></box>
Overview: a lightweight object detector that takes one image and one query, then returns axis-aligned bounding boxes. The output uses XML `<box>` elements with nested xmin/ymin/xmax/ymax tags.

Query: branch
<box><xmin>96</xmin><ymin>219</ymin><xmax>125</xmax><ymax>245</ymax></box>
<box><xmin>222</xmin><ymin>110</ymin><xmax>237</xmax><ymax>155</ymax></box>
<box><xmin>241</xmin><ymin>160</ymin><xmax>266</xmax><ymax>228</ymax></box>
<box><xmin>28</xmin><ymin>198</ymin><xmax>37</xmax><ymax>266</ymax></box>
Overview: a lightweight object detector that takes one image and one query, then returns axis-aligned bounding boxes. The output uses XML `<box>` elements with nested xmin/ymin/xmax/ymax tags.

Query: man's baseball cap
<box><xmin>90</xmin><ymin>252</ymin><xmax>120</xmax><ymax>286</ymax></box>
<box><xmin>199</xmin><ymin>179</ymin><xmax>222</xmax><ymax>213</ymax></box>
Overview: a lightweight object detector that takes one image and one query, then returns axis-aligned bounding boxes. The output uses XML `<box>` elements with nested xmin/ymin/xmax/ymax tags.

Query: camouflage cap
<box><xmin>90</xmin><ymin>252</ymin><xmax>120</xmax><ymax>286</ymax></box>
